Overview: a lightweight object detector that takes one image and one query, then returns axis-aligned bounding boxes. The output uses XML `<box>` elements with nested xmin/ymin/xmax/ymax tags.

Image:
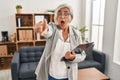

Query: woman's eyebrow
<box><xmin>60</xmin><ymin>11</ymin><xmax>69</xmax><ymax>13</ymax></box>
<box><xmin>58</xmin><ymin>10</ymin><xmax>69</xmax><ymax>13</ymax></box>
<box><xmin>64</xmin><ymin>11</ymin><xmax>69</xmax><ymax>13</ymax></box>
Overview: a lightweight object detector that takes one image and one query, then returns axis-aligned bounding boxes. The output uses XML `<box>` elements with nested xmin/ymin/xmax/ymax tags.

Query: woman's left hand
<box><xmin>65</xmin><ymin>51</ymin><xmax>75</xmax><ymax>60</ymax></box>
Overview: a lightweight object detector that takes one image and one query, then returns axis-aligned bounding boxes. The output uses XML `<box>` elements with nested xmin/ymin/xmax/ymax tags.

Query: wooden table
<box><xmin>78</xmin><ymin>67</ymin><xmax>110</xmax><ymax>80</ymax></box>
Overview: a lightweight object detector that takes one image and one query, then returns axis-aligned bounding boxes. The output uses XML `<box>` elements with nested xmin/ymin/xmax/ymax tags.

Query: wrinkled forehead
<box><xmin>57</xmin><ymin>7</ymin><xmax>70</xmax><ymax>13</ymax></box>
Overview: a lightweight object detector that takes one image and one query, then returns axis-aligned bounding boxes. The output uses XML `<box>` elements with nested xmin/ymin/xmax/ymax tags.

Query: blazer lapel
<box><xmin>69</xmin><ymin>26</ymin><xmax>80</xmax><ymax>50</ymax></box>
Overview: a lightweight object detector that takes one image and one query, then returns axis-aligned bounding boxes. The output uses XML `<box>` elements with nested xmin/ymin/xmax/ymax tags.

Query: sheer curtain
<box><xmin>85</xmin><ymin>0</ymin><xmax>105</xmax><ymax>51</ymax></box>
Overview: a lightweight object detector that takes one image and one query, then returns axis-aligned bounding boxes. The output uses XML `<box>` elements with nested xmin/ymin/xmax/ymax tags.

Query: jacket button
<box><xmin>67</xmin><ymin>66</ymin><xmax>70</xmax><ymax>69</ymax></box>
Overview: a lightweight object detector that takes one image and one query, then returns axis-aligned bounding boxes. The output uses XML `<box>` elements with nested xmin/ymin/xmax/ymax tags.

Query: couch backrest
<box><xmin>19</xmin><ymin>46</ymin><xmax>44</xmax><ymax>63</ymax></box>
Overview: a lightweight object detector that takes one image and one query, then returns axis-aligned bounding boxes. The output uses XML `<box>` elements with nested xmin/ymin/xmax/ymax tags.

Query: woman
<box><xmin>35</xmin><ymin>4</ymin><xmax>86</xmax><ymax>80</ymax></box>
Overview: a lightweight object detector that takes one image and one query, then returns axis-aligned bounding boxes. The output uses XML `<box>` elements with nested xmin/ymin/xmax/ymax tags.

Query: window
<box><xmin>85</xmin><ymin>0</ymin><xmax>106</xmax><ymax>51</ymax></box>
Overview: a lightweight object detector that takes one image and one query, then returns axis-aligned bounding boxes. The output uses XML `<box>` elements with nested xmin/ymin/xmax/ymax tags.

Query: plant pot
<box><xmin>16</xmin><ymin>9</ymin><xmax>22</xmax><ymax>14</ymax></box>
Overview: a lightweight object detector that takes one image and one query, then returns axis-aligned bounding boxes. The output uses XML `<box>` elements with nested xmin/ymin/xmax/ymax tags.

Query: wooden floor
<box><xmin>0</xmin><ymin>69</ymin><xmax>11</xmax><ymax>80</ymax></box>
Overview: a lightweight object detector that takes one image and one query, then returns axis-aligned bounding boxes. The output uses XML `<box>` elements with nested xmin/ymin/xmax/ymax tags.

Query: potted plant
<box><xmin>79</xmin><ymin>26</ymin><xmax>88</xmax><ymax>42</ymax></box>
<box><xmin>46</xmin><ymin>9</ymin><xmax>55</xmax><ymax>14</ymax></box>
<box><xmin>16</xmin><ymin>5</ymin><xmax>22</xmax><ymax>14</ymax></box>
<box><xmin>72</xmin><ymin>25</ymin><xmax>88</xmax><ymax>42</ymax></box>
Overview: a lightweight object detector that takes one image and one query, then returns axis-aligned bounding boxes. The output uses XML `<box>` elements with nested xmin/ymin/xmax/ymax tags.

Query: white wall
<box><xmin>103</xmin><ymin>0</ymin><xmax>120</xmax><ymax>80</ymax></box>
<box><xmin>1</xmin><ymin>0</ymin><xmax>120</xmax><ymax>79</ymax></box>
<box><xmin>113</xmin><ymin>0</ymin><xmax>120</xmax><ymax>65</ymax></box>
<box><xmin>0</xmin><ymin>0</ymin><xmax>82</xmax><ymax>41</ymax></box>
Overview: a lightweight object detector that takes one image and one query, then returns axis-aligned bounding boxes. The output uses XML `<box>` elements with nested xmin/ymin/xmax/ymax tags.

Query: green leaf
<box><xmin>16</xmin><ymin>5</ymin><xmax>22</xmax><ymax>9</ymax></box>
<box><xmin>79</xmin><ymin>26</ymin><xmax>88</xmax><ymax>33</ymax></box>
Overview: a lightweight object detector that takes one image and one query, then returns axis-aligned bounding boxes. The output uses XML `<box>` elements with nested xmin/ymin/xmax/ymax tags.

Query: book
<box><xmin>35</xmin><ymin>15</ymin><xmax>44</xmax><ymax>24</ymax></box>
<box><xmin>36</xmin><ymin>33</ymin><xmax>40</xmax><ymax>41</ymax></box>
<box><xmin>0</xmin><ymin>45</ymin><xmax>7</xmax><ymax>56</ymax></box>
<box><xmin>17</xmin><ymin>18</ymin><xmax>21</xmax><ymax>27</ymax></box>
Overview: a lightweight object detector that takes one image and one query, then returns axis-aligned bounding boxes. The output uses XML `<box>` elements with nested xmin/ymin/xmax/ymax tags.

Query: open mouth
<box><xmin>61</xmin><ymin>21</ymin><xmax>65</xmax><ymax>26</ymax></box>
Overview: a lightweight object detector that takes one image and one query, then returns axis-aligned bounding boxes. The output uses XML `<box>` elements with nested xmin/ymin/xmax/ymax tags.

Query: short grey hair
<box><xmin>54</xmin><ymin>4</ymin><xmax>73</xmax><ymax>24</ymax></box>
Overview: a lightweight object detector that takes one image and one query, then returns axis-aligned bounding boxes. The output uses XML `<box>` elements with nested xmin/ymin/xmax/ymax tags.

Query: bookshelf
<box><xmin>0</xmin><ymin>42</ymin><xmax>16</xmax><ymax>70</ymax></box>
<box><xmin>15</xmin><ymin>13</ymin><xmax>54</xmax><ymax>50</ymax></box>
<box><xmin>0</xmin><ymin>13</ymin><xmax>54</xmax><ymax>70</ymax></box>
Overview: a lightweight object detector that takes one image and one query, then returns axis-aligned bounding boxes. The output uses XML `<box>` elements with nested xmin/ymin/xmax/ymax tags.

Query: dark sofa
<box><xmin>11</xmin><ymin>46</ymin><xmax>105</xmax><ymax>80</ymax></box>
<box><xmin>78</xmin><ymin>50</ymin><xmax>105</xmax><ymax>72</ymax></box>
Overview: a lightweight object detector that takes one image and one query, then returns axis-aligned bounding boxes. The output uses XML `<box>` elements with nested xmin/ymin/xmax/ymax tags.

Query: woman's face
<box><xmin>56</xmin><ymin>7</ymin><xmax>72</xmax><ymax>30</ymax></box>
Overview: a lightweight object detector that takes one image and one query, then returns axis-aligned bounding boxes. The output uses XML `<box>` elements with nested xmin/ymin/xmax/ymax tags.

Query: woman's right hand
<box><xmin>34</xmin><ymin>19</ymin><xmax>48</xmax><ymax>36</ymax></box>
<box><xmin>65</xmin><ymin>51</ymin><xmax>76</xmax><ymax>60</ymax></box>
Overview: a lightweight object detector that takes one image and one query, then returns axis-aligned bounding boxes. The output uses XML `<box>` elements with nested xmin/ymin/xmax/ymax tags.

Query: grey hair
<box><xmin>54</xmin><ymin>4</ymin><xmax>73</xmax><ymax>24</ymax></box>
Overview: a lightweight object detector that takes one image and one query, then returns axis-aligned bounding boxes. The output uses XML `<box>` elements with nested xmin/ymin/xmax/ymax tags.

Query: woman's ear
<box><xmin>69</xmin><ymin>17</ymin><xmax>72</xmax><ymax>22</ymax></box>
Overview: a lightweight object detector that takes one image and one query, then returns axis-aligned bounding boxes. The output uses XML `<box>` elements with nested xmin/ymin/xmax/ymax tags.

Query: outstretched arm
<box><xmin>34</xmin><ymin>19</ymin><xmax>48</xmax><ymax>36</ymax></box>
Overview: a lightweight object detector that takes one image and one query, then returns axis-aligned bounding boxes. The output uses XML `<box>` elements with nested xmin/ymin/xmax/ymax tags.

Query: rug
<box><xmin>0</xmin><ymin>69</ymin><xmax>12</xmax><ymax>80</ymax></box>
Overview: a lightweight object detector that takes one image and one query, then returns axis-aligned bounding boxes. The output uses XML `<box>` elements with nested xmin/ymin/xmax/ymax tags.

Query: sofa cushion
<box><xmin>76</xmin><ymin>42</ymin><xmax>94</xmax><ymax>60</ymax></box>
<box><xmin>19</xmin><ymin>62</ymin><xmax>38</xmax><ymax>79</ymax></box>
<box><xmin>78</xmin><ymin>60</ymin><xmax>102</xmax><ymax>71</ymax></box>
<box><xmin>85</xmin><ymin>42</ymin><xmax>94</xmax><ymax>60</ymax></box>
<box><xmin>19</xmin><ymin>46</ymin><xmax>44</xmax><ymax>63</ymax></box>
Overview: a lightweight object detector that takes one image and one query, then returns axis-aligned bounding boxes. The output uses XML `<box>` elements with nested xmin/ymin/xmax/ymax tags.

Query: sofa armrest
<box><xmin>11</xmin><ymin>51</ymin><xmax>20</xmax><ymax>80</ymax></box>
<box><xmin>93</xmin><ymin>50</ymin><xmax>105</xmax><ymax>72</ymax></box>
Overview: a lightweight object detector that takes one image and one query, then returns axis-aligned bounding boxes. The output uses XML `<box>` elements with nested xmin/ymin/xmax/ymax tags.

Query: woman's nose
<box><xmin>61</xmin><ymin>15</ymin><xmax>65</xmax><ymax>18</ymax></box>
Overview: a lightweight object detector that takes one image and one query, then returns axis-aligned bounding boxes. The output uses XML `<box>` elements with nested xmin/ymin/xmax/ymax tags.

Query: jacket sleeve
<box><xmin>42</xmin><ymin>22</ymin><xmax>55</xmax><ymax>38</ymax></box>
<box><xmin>72</xmin><ymin>50</ymin><xmax>86</xmax><ymax>63</ymax></box>
<box><xmin>62</xmin><ymin>51</ymin><xmax>86</xmax><ymax>63</ymax></box>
